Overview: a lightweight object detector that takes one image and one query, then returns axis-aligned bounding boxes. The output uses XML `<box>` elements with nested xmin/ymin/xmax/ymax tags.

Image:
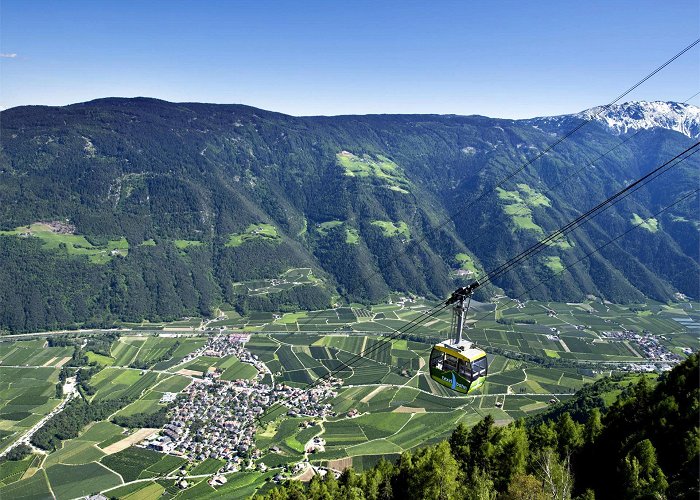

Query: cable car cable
<box><xmin>460</xmin><ymin>186</ymin><xmax>700</xmax><ymax>341</ymax></box>
<box><xmin>258</xmin><ymin>144</ymin><xmax>698</xmax><ymax>416</ymax></box>
<box><xmin>386</xmin><ymin>187</ymin><xmax>699</xmax><ymax>380</ymax></box>
<box><xmin>472</xmin><ymin>142</ymin><xmax>699</xmax><ymax>290</ymax></box>
<box><xmin>255</xmin><ymin>302</ymin><xmax>451</xmax><ymax>421</ymax></box>
<box><xmin>255</xmin><ymin>42</ymin><xmax>700</xmax><ymax>414</ymax></box>
<box><xmin>280</xmin><ymin>40</ymin><xmax>699</xmax><ymax>341</ymax></box>
<box><xmin>332</xmin><ymin>39</ymin><xmax>700</xmax><ymax>298</ymax></box>
<box><xmin>456</xmin><ymin>89</ymin><xmax>700</xmax><ymax>257</ymax></box>
<box><xmin>353</xmin><ymin>144</ymin><xmax>699</xmax><ymax>382</ymax></box>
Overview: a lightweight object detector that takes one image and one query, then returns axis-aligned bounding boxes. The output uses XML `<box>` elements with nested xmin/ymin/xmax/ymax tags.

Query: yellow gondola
<box><xmin>429</xmin><ymin>284</ymin><xmax>488</xmax><ymax>394</ymax></box>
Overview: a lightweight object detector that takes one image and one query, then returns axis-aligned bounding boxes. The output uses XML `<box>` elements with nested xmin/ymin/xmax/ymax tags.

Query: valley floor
<box><xmin>0</xmin><ymin>297</ymin><xmax>697</xmax><ymax>499</ymax></box>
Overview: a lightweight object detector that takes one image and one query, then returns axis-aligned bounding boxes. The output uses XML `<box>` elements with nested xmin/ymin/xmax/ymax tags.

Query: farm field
<box><xmin>0</xmin><ymin>297</ymin><xmax>696</xmax><ymax>498</ymax></box>
<box><xmin>0</xmin><ymin>366</ymin><xmax>61</xmax><ymax>453</ymax></box>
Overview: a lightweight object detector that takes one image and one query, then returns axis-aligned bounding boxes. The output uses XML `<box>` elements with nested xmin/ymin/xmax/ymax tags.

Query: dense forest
<box><xmin>258</xmin><ymin>353</ymin><xmax>700</xmax><ymax>500</ymax></box>
<box><xmin>0</xmin><ymin>98</ymin><xmax>698</xmax><ymax>332</ymax></box>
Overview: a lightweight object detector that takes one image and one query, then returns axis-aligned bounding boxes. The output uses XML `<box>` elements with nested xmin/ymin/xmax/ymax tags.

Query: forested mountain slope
<box><xmin>0</xmin><ymin>98</ymin><xmax>698</xmax><ymax>332</ymax></box>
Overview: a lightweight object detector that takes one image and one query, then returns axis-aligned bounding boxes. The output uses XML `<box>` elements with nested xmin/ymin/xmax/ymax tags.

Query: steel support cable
<box><xmin>247</xmin><ymin>41</ymin><xmax>700</xmax><ymax>422</ymax></box>
<box><xmin>255</xmin><ymin>302</ymin><xmax>450</xmax><ymax>421</ymax></box>
<box><xmin>389</xmin><ymin>187</ymin><xmax>700</xmax><ymax>375</ymax></box>
<box><xmin>251</xmin><ymin>42</ymin><xmax>700</xmax><ymax>347</ymax></box>
<box><xmin>467</xmin><ymin>187</ymin><xmax>700</xmax><ymax>334</ymax></box>
<box><xmin>457</xmin><ymin>90</ymin><xmax>700</xmax><ymax>254</ymax></box>
<box><xmin>262</xmin><ymin>143</ymin><xmax>699</xmax><ymax>421</ymax></box>
<box><xmin>476</xmin><ymin>142</ymin><xmax>700</xmax><ymax>288</ymax></box>
<box><xmin>338</xmin><ymin>39</ymin><xmax>700</xmax><ymax>296</ymax></box>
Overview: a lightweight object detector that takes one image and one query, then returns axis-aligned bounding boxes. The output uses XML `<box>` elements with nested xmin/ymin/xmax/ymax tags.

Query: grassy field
<box><xmin>219</xmin><ymin>358</ymin><xmax>258</xmax><ymax>381</ymax></box>
<box><xmin>631</xmin><ymin>213</ymin><xmax>659</xmax><ymax>232</ymax></box>
<box><xmin>226</xmin><ymin>223</ymin><xmax>280</xmax><ymax>247</ymax></box>
<box><xmin>46</xmin><ymin>462</ymin><xmax>122</xmax><ymax>498</ymax></box>
<box><xmin>89</xmin><ymin>368</ymin><xmax>162</xmax><ymax>402</ymax></box>
<box><xmin>496</xmin><ymin>184</ymin><xmax>548</xmax><ymax>232</ymax></box>
<box><xmin>0</xmin><ymin>469</ymin><xmax>53</xmax><ymax>499</ymax></box>
<box><xmin>174</xmin><ymin>239</ymin><xmax>205</xmax><ymax>249</ymax></box>
<box><xmin>0</xmin><ymin>366</ymin><xmax>61</xmax><ymax>452</ymax></box>
<box><xmin>455</xmin><ymin>253</ymin><xmax>479</xmax><ymax>274</ymax></box>
<box><xmin>371</xmin><ymin>220</ymin><xmax>410</xmax><ymax>239</ymax></box>
<box><xmin>0</xmin><ymin>222</ymin><xmax>129</xmax><ymax>264</ymax></box>
<box><xmin>189</xmin><ymin>457</ymin><xmax>225</xmax><ymax>475</ymax></box>
<box><xmin>336</xmin><ymin>151</ymin><xmax>410</xmax><ymax>194</ymax></box>
<box><xmin>101</xmin><ymin>446</ymin><xmax>167</xmax><ymax>482</ymax></box>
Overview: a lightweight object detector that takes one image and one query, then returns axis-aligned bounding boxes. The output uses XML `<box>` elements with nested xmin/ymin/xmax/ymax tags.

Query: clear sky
<box><xmin>1</xmin><ymin>1</ymin><xmax>698</xmax><ymax>117</ymax></box>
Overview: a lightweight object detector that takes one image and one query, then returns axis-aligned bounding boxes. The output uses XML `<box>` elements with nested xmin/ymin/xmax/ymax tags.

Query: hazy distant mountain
<box><xmin>0</xmin><ymin>98</ymin><xmax>697</xmax><ymax>332</ymax></box>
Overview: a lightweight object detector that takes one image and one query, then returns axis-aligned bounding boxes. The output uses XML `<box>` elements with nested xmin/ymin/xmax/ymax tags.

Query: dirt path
<box><xmin>102</xmin><ymin>428</ymin><xmax>158</xmax><ymax>455</ymax></box>
<box><xmin>42</xmin><ymin>357</ymin><xmax>57</xmax><ymax>367</ymax></box>
<box><xmin>54</xmin><ymin>356</ymin><xmax>71</xmax><ymax>368</ymax></box>
<box><xmin>393</xmin><ymin>406</ymin><xmax>426</xmax><ymax>413</ymax></box>
<box><xmin>559</xmin><ymin>338</ymin><xmax>571</xmax><ymax>352</ymax></box>
<box><xmin>327</xmin><ymin>458</ymin><xmax>352</xmax><ymax>473</ymax></box>
<box><xmin>177</xmin><ymin>369</ymin><xmax>202</xmax><ymax>377</ymax></box>
<box><xmin>360</xmin><ymin>385</ymin><xmax>384</xmax><ymax>403</ymax></box>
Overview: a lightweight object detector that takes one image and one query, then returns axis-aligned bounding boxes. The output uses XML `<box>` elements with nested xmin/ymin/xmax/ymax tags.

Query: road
<box><xmin>0</xmin><ymin>378</ymin><xmax>78</xmax><ymax>459</ymax></box>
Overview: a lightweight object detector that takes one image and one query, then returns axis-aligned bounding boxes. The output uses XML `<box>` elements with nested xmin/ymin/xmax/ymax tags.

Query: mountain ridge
<box><xmin>0</xmin><ymin>97</ymin><xmax>698</xmax><ymax>332</ymax></box>
<box><xmin>7</xmin><ymin>97</ymin><xmax>699</xmax><ymax>138</ymax></box>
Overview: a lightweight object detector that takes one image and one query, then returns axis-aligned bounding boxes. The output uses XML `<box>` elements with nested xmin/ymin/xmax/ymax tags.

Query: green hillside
<box><xmin>0</xmin><ymin>98</ymin><xmax>698</xmax><ymax>332</ymax></box>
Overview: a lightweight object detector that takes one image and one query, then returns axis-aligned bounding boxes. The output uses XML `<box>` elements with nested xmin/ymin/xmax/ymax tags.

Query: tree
<box><xmin>449</xmin><ymin>422</ymin><xmax>471</xmax><ymax>465</ymax></box>
<box><xmin>503</xmin><ymin>474</ymin><xmax>547</xmax><ymax>500</ymax></box>
<box><xmin>528</xmin><ymin>421</ymin><xmax>558</xmax><ymax>454</ymax></box>
<box><xmin>555</xmin><ymin>413</ymin><xmax>583</xmax><ymax>457</ymax></box>
<box><xmin>362</xmin><ymin>458</ymin><xmax>394</xmax><ymax>500</ymax></box>
<box><xmin>583</xmin><ymin>408</ymin><xmax>602</xmax><ymax>445</ymax></box>
<box><xmin>535</xmin><ymin>448</ymin><xmax>573</xmax><ymax>500</ymax></box>
<box><xmin>464</xmin><ymin>467</ymin><xmax>496</xmax><ymax>500</ymax></box>
<box><xmin>492</xmin><ymin>423</ymin><xmax>529</xmax><ymax>489</ymax></box>
<box><xmin>408</xmin><ymin>441</ymin><xmax>460</xmax><ymax>500</ymax></box>
<box><xmin>468</xmin><ymin>415</ymin><xmax>498</xmax><ymax>475</ymax></box>
<box><xmin>5</xmin><ymin>444</ymin><xmax>32</xmax><ymax>461</ymax></box>
<box><xmin>621</xmin><ymin>439</ymin><xmax>668</xmax><ymax>499</ymax></box>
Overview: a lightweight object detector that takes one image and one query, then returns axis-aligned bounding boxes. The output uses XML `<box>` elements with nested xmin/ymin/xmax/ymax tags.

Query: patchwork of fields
<box><xmin>0</xmin><ymin>297</ymin><xmax>696</xmax><ymax>498</ymax></box>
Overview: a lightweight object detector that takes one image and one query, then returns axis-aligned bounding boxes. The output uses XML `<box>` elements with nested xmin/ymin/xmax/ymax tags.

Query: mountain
<box><xmin>532</xmin><ymin>100</ymin><xmax>700</xmax><ymax>139</ymax></box>
<box><xmin>580</xmin><ymin>101</ymin><xmax>700</xmax><ymax>138</ymax></box>
<box><xmin>0</xmin><ymin>98</ymin><xmax>698</xmax><ymax>332</ymax></box>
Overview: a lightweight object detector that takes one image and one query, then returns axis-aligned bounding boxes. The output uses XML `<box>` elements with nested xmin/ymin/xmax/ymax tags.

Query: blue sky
<box><xmin>1</xmin><ymin>1</ymin><xmax>698</xmax><ymax>117</ymax></box>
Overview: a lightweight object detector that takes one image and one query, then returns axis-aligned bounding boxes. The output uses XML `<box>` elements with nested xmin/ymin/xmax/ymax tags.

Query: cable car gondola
<box><xmin>429</xmin><ymin>283</ymin><xmax>487</xmax><ymax>394</ymax></box>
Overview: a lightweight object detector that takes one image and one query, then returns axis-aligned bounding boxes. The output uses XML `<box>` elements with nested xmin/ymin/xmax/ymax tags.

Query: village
<box><xmin>600</xmin><ymin>329</ymin><xmax>681</xmax><ymax>361</ymax></box>
<box><xmin>144</xmin><ymin>334</ymin><xmax>338</xmax><ymax>474</ymax></box>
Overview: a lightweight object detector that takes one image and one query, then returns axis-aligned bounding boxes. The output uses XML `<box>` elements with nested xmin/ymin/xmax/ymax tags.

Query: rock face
<box><xmin>0</xmin><ymin>98</ymin><xmax>698</xmax><ymax>332</ymax></box>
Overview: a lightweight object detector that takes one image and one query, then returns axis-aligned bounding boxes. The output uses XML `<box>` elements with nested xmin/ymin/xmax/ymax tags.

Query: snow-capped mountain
<box><xmin>530</xmin><ymin>101</ymin><xmax>700</xmax><ymax>139</ymax></box>
<box><xmin>578</xmin><ymin>101</ymin><xmax>700</xmax><ymax>139</ymax></box>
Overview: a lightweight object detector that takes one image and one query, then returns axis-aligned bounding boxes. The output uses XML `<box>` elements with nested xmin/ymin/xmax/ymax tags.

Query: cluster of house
<box><xmin>144</xmin><ymin>333</ymin><xmax>337</xmax><ymax>472</ymax></box>
<box><xmin>146</xmin><ymin>376</ymin><xmax>337</xmax><ymax>470</ymax></box>
<box><xmin>179</xmin><ymin>333</ymin><xmax>265</xmax><ymax>370</ymax></box>
<box><xmin>600</xmin><ymin>330</ymin><xmax>681</xmax><ymax>363</ymax></box>
<box><xmin>200</xmin><ymin>334</ymin><xmax>270</xmax><ymax>374</ymax></box>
